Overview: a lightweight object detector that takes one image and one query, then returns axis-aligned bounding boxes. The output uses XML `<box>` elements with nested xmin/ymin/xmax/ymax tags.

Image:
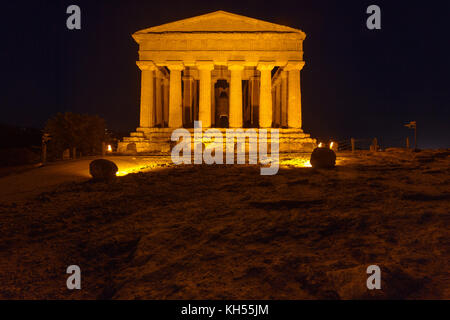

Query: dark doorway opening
<box><xmin>214</xmin><ymin>80</ymin><xmax>229</xmax><ymax>128</ymax></box>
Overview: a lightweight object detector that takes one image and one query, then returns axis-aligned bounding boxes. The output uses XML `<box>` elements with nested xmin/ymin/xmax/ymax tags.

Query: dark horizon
<box><xmin>1</xmin><ymin>0</ymin><xmax>449</xmax><ymax>148</ymax></box>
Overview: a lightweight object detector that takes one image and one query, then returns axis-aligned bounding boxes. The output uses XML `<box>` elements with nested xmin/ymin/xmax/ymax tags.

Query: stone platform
<box><xmin>118</xmin><ymin>128</ymin><xmax>317</xmax><ymax>154</ymax></box>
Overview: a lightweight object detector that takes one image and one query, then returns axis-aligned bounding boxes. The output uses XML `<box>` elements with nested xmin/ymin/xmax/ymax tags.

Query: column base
<box><xmin>118</xmin><ymin>128</ymin><xmax>317</xmax><ymax>154</ymax></box>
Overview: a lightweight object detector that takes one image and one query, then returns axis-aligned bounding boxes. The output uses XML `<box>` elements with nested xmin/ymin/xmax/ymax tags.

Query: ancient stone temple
<box><xmin>118</xmin><ymin>10</ymin><xmax>316</xmax><ymax>153</ymax></box>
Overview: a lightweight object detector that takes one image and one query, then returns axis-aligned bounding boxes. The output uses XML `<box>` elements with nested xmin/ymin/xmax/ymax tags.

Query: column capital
<box><xmin>228</xmin><ymin>61</ymin><xmax>245</xmax><ymax>71</ymax></box>
<box><xmin>196</xmin><ymin>61</ymin><xmax>214</xmax><ymax>71</ymax></box>
<box><xmin>136</xmin><ymin>61</ymin><xmax>157</xmax><ymax>71</ymax></box>
<box><xmin>257</xmin><ymin>61</ymin><xmax>275</xmax><ymax>71</ymax></box>
<box><xmin>284</xmin><ymin>61</ymin><xmax>305</xmax><ymax>71</ymax></box>
<box><xmin>166</xmin><ymin>61</ymin><xmax>184</xmax><ymax>71</ymax></box>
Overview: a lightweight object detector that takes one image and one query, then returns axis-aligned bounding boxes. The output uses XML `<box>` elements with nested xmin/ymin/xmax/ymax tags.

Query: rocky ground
<box><xmin>0</xmin><ymin>149</ymin><xmax>448</xmax><ymax>299</ymax></box>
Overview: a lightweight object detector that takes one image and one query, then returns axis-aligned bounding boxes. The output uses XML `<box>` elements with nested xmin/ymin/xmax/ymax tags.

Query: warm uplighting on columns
<box><xmin>285</xmin><ymin>61</ymin><xmax>305</xmax><ymax>129</ymax></box>
<box><xmin>155</xmin><ymin>70</ymin><xmax>163</xmax><ymax>127</ymax></box>
<box><xmin>136</xmin><ymin>61</ymin><xmax>156</xmax><ymax>128</ymax></box>
<box><xmin>257</xmin><ymin>62</ymin><xmax>275</xmax><ymax>128</ymax></box>
<box><xmin>167</xmin><ymin>62</ymin><xmax>184</xmax><ymax>128</ymax></box>
<box><xmin>280</xmin><ymin>71</ymin><xmax>288</xmax><ymax>127</ymax></box>
<box><xmin>163</xmin><ymin>78</ymin><xmax>169</xmax><ymax>126</ymax></box>
<box><xmin>228</xmin><ymin>62</ymin><xmax>244</xmax><ymax>128</ymax></box>
<box><xmin>197</xmin><ymin>62</ymin><xmax>214</xmax><ymax>128</ymax></box>
<box><xmin>182</xmin><ymin>74</ymin><xmax>194</xmax><ymax>125</ymax></box>
<box><xmin>274</xmin><ymin>82</ymin><xmax>281</xmax><ymax>126</ymax></box>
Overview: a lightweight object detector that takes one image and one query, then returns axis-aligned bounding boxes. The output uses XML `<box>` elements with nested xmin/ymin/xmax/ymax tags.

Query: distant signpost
<box><xmin>404</xmin><ymin>121</ymin><xmax>417</xmax><ymax>150</ymax></box>
<box><xmin>42</xmin><ymin>133</ymin><xmax>51</xmax><ymax>164</ymax></box>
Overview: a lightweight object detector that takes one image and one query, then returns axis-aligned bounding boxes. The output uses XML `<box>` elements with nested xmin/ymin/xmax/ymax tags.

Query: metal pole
<box><xmin>414</xmin><ymin>122</ymin><xmax>418</xmax><ymax>150</ymax></box>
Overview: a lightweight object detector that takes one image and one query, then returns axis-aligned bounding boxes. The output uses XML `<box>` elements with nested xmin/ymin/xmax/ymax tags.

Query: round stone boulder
<box><xmin>310</xmin><ymin>147</ymin><xmax>336</xmax><ymax>169</ymax></box>
<box><xmin>89</xmin><ymin>159</ymin><xmax>118</xmax><ymax>181</ymax></box>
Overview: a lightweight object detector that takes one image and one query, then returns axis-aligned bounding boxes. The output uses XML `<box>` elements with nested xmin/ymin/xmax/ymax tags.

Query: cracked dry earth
<box><xmin>0</xmin><ymin>149</ymin><xmax>449</xmax><ymax>299</ymax></box>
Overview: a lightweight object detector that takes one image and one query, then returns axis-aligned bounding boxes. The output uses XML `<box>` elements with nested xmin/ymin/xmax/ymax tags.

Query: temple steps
<box><xmin>119</xmin><ymin>128</ymin><xmax>316</xmax><ymax>154</ymax></box>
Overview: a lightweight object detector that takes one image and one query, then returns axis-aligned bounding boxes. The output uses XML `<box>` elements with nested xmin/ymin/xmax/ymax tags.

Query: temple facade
<box><xmin>118</xmin><ymin>10</ymin><xmax>316</xmax><ymax>153</ymax></box>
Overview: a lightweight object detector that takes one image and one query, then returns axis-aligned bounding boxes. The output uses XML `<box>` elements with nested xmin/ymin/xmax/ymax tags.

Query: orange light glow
<box><xmin>107</xmin><ymin>145</ymin><xmax>113</xmax><ymax>152</ymax></box>
<box><xmin>116</xmin><ymin>169</ymin><xmax>134</xmax><ymax>176</ymax></box>
<box><xmin>330</xmin><ymin>142</ymin><xmax>334</xmax><ymax>149</ymax></box>
<box><xmin>318</xmin><ymin>142</ymin><xmax>323</xmax><ymax>148</ymax></box>
<box><xmin>116</xmin><ymin>166</ymin><xmax>143</xmax><ymax>176</ymax></box>
<box><xmin>115</xmin><ymin>163</ymin><xmax>157</xmax><ymax>176</ymax></box>
<box><xmin>280</xmin><ymin>158</ymin><xmax>312</xmax><ymax>168</ymax></box>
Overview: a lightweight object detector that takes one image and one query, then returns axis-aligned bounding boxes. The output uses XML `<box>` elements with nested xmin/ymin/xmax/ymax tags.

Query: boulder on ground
<box><xmin>89</xmin><ymin>159</ymin><xmax>118</xmax><ymax>181</ymax></box>
<box><xmin>310</xmin><ymin>147</ymin><xmax>336</xmax><ymax>169</ymax></box>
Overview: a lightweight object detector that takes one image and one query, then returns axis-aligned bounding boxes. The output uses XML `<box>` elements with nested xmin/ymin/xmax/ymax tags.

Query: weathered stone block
<box><xmin>89</xmin><ymin>159</ymin><xmax>118</xmax><ymax>181</ymax></box>
<box><xmin>310</xmin><ymin>147</ymin><xmax>336</xmax><ymax>169</ymax></box>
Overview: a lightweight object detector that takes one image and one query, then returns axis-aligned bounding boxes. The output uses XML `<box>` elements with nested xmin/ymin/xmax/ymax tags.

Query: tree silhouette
<box><xmin>44</xmin><ymin>112</ymin><xmax>105</xmax><ymax>159</ymax></box>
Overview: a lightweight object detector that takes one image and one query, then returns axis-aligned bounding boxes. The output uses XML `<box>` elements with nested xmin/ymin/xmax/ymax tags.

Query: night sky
<box><xmin>1</xmin><ymin>0</ymin><xmax>449</xmax><ymax>148</ymax></box>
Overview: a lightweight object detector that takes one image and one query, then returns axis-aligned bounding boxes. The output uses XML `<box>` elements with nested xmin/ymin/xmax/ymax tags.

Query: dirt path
<box><xmin>0</xmin><ymin>156</ymin><xmax>170</xmax><ymax>203</ymax></box>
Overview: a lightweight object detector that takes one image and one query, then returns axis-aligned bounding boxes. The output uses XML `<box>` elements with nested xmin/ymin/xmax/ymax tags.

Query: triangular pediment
<box><xmin>135</xmin><ymin>10</ymin><xmax>304</xmax><ymax>35</ymax></box>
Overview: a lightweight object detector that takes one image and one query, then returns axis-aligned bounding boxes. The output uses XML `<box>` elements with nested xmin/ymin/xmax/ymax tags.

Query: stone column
<box><xmin>163</xmin><ymin>78</ymin><xmax>169</xmax><ymax>127</ymax></box>
<box><xmin>272</xmin><ymin>87</ymin><xmax>276</xmax><ymax>125</ymax></box>
<box><xmin>155</xmin><ymin>70</ymin><xmax>163</xmax><ymax>126</ymax></box>
<box><xmin>285</xmin><ymin>61</ymin><xmax>305</xmax><ymax>129</ymax></box>
<box><xmin>136</xmin><ymin>61</ymin><xmax>156</xmax><ymax>128</ymax></box>
<box><xmin>281</xmin><ymin>71</ymin><xmax>288</xmax><ymax>127</ymax></box>
<box><xmin>275</xmin><ymin>82</ymin><xmax>281</xmax><ymax>126</ymax></box>
<box><xmin>249</xmin><ymin>74</ymin><xmax>260</xmax><ymax>126</ymax></box>
<box><xmin>192</xmin><ymin>79</ymin><xmax>198</xmax><ymax>123</ymax></box>
<box><xmin>257</xmin><ymin>62</ymin><xmax>275</xmax><ymax>128</ymax></box>
<box><xmin>197</xmin><ymin>62</ymin><xmax>214</xmax><ymax>128</ymax></box>
<box><xmin>211</xmin><ymin>78</ymin><xmax>217</xmax><ymax>126</ymax></box>
<box><xmin>182</xmin><ymin>75</ymin><xmax>194</xmax><ymax>125</ymax></box>
<box><xmin>228</xmin><ymin>63</ymin><xmax>244</xmax><ymax>128</ymax></box>
<box><xmin>167</xmin><ymin>63</ymin><xmax>184</xmax><ymax>128</ymax></box>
